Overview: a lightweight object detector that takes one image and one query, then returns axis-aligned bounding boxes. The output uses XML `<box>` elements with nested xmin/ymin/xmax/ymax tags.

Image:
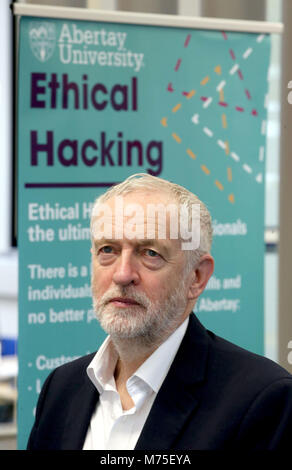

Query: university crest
<box><xmin>29</xmin><ymin>21</ymin><xmax>56</xmax><ymax>62</ymax></box>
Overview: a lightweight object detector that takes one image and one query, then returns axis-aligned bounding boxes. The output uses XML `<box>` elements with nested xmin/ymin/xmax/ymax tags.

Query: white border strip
<box><xmin>12</xmin><ymin>4</ymin><xmax>283</xmax><ymax>34</ymax></box>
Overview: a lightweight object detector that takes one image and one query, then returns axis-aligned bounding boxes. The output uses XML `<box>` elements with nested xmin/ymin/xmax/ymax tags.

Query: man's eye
<box><xmin>100</xmin><ymin>246</ymin><xmax>113</xmax><ymax>254</ymax></box>
<box><xmin>145</xmin><ymin>249</ymin><xmax>159</xmax><ymax>258</ymax></box>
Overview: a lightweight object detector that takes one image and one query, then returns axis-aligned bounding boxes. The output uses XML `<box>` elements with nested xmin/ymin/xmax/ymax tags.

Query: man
<box><xmin>27</xmin><ymin>173</ymin><xmax>292</xmax><ymax>450</ymax></box>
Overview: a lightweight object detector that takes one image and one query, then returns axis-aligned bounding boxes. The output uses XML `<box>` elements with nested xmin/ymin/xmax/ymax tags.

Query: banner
<box><xmin>16</xmin><ymin>11</ymin><xmax>271</xmax><ymax>448</ymax></box>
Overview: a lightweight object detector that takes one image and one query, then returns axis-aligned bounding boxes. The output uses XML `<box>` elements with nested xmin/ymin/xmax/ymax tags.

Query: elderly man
<box><xmin>27</xmin><ymin>174</ymin><xmax>292</xmax><ymax>450</ymax></box>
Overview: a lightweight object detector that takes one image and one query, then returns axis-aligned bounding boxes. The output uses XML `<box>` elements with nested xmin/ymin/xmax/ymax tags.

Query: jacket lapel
<box><xmin>135</xmin><ymin>313</ymin><xmax>209</xmax><ymax>450</ymax></box>
<box><xmin>61</xmin><ymin>365</ymin><xmax>99</xmax><ymax>450</ymax></box>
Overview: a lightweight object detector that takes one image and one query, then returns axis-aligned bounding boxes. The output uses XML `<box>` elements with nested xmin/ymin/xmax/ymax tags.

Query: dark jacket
<box><xmin>27</xmin><ymin>313</ymin><xmax>292</xmax><ymax>450</ymax></box>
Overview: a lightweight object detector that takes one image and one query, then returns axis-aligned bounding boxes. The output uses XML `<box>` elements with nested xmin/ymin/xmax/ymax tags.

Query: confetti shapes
<box><xmin>161</xmin><ymin>30</ymin><xmax>268</xmax><ymax>204</ymax></box>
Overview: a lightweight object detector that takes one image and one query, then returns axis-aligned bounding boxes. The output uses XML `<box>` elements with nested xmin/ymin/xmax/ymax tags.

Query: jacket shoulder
<box><xmin>206</xmin><ymin>327</ymin><xmax>292</xmax><ymax>386</ymax></box>
<box><xmin>53</xmin><ymin>351</ymin><xmax>96</xmax><ymax>375</ymax></box>
<box><xmin>27</xmin><ymin>351</ymin><xmax>98</xmax><ymax>449</ymax></box>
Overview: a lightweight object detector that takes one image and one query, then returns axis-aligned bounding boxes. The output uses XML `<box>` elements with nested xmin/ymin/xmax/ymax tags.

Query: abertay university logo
<box><xmin>29</xmin><ymin>22</ymin><xmax>56</xmax><ymax>62</ymax></box>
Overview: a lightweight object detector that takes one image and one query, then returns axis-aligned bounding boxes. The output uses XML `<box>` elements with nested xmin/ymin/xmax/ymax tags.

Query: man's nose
<box><xmin>112</xmin><ymin>251</ymin><xmax>139</xmax><ymax>286</ymax></box>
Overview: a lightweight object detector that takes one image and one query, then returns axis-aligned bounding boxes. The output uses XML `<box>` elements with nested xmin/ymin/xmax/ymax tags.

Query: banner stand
<box><xmin>13</xmin><ymin>3</ymin><xmax>282</xmax><ymax>449</ymax></box>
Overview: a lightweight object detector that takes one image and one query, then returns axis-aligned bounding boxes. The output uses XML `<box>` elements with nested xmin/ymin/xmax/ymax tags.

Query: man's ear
<box><xmin>188</xmin><ymin>254</ymin><xmax>214</xmax><ymax>300</ymax></box>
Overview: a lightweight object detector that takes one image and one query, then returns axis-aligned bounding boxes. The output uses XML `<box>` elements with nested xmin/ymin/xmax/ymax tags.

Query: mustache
<box><xmin>97</xmin><ymin>287</ymin><xmax>151</xmax><ymax>308</ymax></box>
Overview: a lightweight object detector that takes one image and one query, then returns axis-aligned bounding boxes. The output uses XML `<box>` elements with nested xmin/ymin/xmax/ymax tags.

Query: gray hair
<box><xmin>91</xmin><ymin>173</ymin><xmax>213</xmax><ymax>272</ymax></box>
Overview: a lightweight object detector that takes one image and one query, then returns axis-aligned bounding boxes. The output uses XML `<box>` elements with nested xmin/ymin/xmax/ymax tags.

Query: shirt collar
<box><xmin>86</xmin><ymin>336</ymin><xmax>118</xmax><ymax>394</ymax></box>
<box><xmin>87</xmin><ymin>316</ymin><xmax>189</xmax><ymax>395</ymax></box>
<box><xmin>133</xmin><ymin>317</ymin><xmax>189</xmax><ymax>393</ymax></box>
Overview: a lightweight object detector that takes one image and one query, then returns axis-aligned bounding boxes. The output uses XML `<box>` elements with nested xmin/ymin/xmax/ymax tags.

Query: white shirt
<box><xmin>83</xmin><ymin>317</ymin><xmax>189</xmax><ymax>450</ymax></box>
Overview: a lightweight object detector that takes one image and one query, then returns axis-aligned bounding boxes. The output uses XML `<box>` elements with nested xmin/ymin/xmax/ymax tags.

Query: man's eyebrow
<box><xmin>135</xmin><ymin>239</ymin><xmax>172</xmax><ymax>256</ymax></box>
<box><xmin>93</xmin><ymin>238</ymin><xmax>171</xmax><ymax>255</ymax></box>
<box><xmin>93</xmin><ymin>238</ymin><xmax>117</xmax><ymax>247</ymax></box>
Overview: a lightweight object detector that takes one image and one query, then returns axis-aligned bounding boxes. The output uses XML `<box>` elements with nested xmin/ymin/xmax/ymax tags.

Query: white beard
<box><xmin>92</xmin><ymin>281</ymin><xmax>189</xmax><ymax>354</ymax></box>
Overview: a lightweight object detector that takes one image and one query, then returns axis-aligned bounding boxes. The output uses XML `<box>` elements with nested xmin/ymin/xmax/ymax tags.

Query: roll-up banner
<box><xmin>13</xmin><ymin>4</ymin><xmax>282</xmax><ymax>449</ymax></box>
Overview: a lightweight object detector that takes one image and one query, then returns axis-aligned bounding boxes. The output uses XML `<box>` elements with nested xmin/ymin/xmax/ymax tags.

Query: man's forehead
<box><xmin>91</xmin><ymin>191</ymin><xmax>201</xmax><ymax>251</ymax></box>
<box><xmin>92</xmin><ymin>207</ymin><xmax>179</xmax><ymax>242</ymax></box>
<box><xmin>99</xmin><ymin>210</ymin><xmax>172</xmax><ymax>226</ymax></box>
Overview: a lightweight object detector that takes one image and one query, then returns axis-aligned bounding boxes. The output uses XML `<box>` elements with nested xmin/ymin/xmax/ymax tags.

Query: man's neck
<box><xmin>110</xmin><ymin>313</ymin><xmax>190</xmax><ymax>383</ymax></box>
<box><xmin>112</xmin><ymin>337</ymin><xmax>157</xmax><ymax>382</ymax></box>
<box><xmin>112</xmin><ymin>339</ymin><xmax>157</xmax><ymax>411</ymax></box>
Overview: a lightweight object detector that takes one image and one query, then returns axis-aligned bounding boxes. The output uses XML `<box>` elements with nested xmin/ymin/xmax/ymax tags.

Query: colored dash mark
<box><xmin>259</xmin><ymin>146</ymin><xmax>265</xmax><ymax>161</ymax></box>
<box><xmin>175</xmin><ymin>58</ymin><xmax>182</xmax><ymax>71</ymax></box>
<box><xmin>230</xmin><ymin>64</ymin><xmax>239</xmax><ymax>75</ymax></box>
<box><xmin>203</xmin><ymin>127</ymin><xmax>213</xmax><ymax>137</ymax></box>
<box><xmin>186</xmin><ymin>148</ymin><xmax>196</xmax><ymax>160</ymax></box>
<box><xmin>245</xmin><ymin>89</ymin><xmax>251</xmax><ymax>100</ymax></box>
<box><xmin>219</xmin><ymin>88</ymin><xmax>224</xmax><ymax>102</ymax></box>
<box><xmin>161</xmin><ymin>117</ymin><xmax>167</xmax><ymax>127</ymax></box>
<box><xmin>228</xmin><ymin>194</ymin><xmax>235</xmax><ymax>204</ymax></box>
<box><xmin>229</xmin><ymin>49</ymin><xmax>236</xmax><ymax>60</ymax></box>
<box><xmin>167</xmin><ymin>83</ymin><xmax>174</xmax><ymax>92</ymax></box>
<box><xmin>184</xmin><ymin>34</ymin><xmax>191</xmax><ymax>47</ymax></box>
<box><xmin>225</xmin><ymin>141</ymin><xmax>230</xmax><ymax>155</ymax></box>
<box><xmin>243</xmin><ymin>47</ymin><xmax>253</xmax><ymax>59</ymax></box>
<box><xmin>203</xmin><ymin>97</ymin><xmax>213</xmax><ymax>108</ymax></box>
<box><xmin>252</xmin><ymin>109</ymin><xmax>258</xmax><ymax>116</ymax></box>
<box><xmin>235</xmin><ymin>106</ymin><xmax>244</xmax><ymax>112</ymax></box>
<box><xmin>172</xmin><ymin>103</ymin><xmax>181</xmax><ymax>113</ymax></box>
<box><xmin>256</xmin><ymin>173</ymin><xmax>263</xmax><ymax>183</ymax></box>
<box><xmin>231</xmin><ymin>152</ymin><xmax>240</xmax><ymax>162</ymax></box>
<box><xmin>186</xmin><ymin>89</ymin><xmax>195</xmax><ymax>99</ymax></box>
<box><xmin>217</xmin><ymin>80</ymin><xmax>226</xmax><ymax>92</ymax></box>
<box><xmin>243</xmin><ymin>164</ymin><xmax>252</xmax><ymax>174</ymax></box>
<box><xmin>223</xmin><ymin>33</ymin><xmax>255</xmax><ymax>111</ymax></box>
<box><xmin>172</xmin><ymin>133</ymin><xmax>181</xmax><ymax>143</ymax></box>
<box><xmin>237</xmin><ymin>69</ymin><xmax>244</xmax><ymax>80</ymax></box>
<box><xmin>217</xmin><ymin>140</ymin><xmax>226</xmax><ymax>150</ymax></box>
<box><xmin>215</xmin><ymin>180</ymin><xmax>224</xmax><ymax>191</ymax></box>
<box><xmin>227</xmin><ymin>167</ymin><xmax>232</xmax><ymax>182</ymax></box>
<box><xmin>201</xmin><ymin>165</ymin><xmax>210</xmax><ymax>175</ymax></box>
<box><xmin>219</xmin><ymin>101</ymin><xmax>228</xmax><ymax>107</ymax></box>
<box><xmin>214</xmin><ymin>65</ymin><xmax>222</xmax><ymax>75</ymax></box>
<box><xmin>200</xmin><ymin>76</ymin><xmax>210</xmax><ymax>86</ymax></box>
<box><xmin>222</xmin><ymin>114</ymin><xmax>227</xmax><ymax>128</ymax></box>
<box><xmin>257</xmin><ymin>34</ymin><xmax>265</xmax><ymax>43</ymax></box>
